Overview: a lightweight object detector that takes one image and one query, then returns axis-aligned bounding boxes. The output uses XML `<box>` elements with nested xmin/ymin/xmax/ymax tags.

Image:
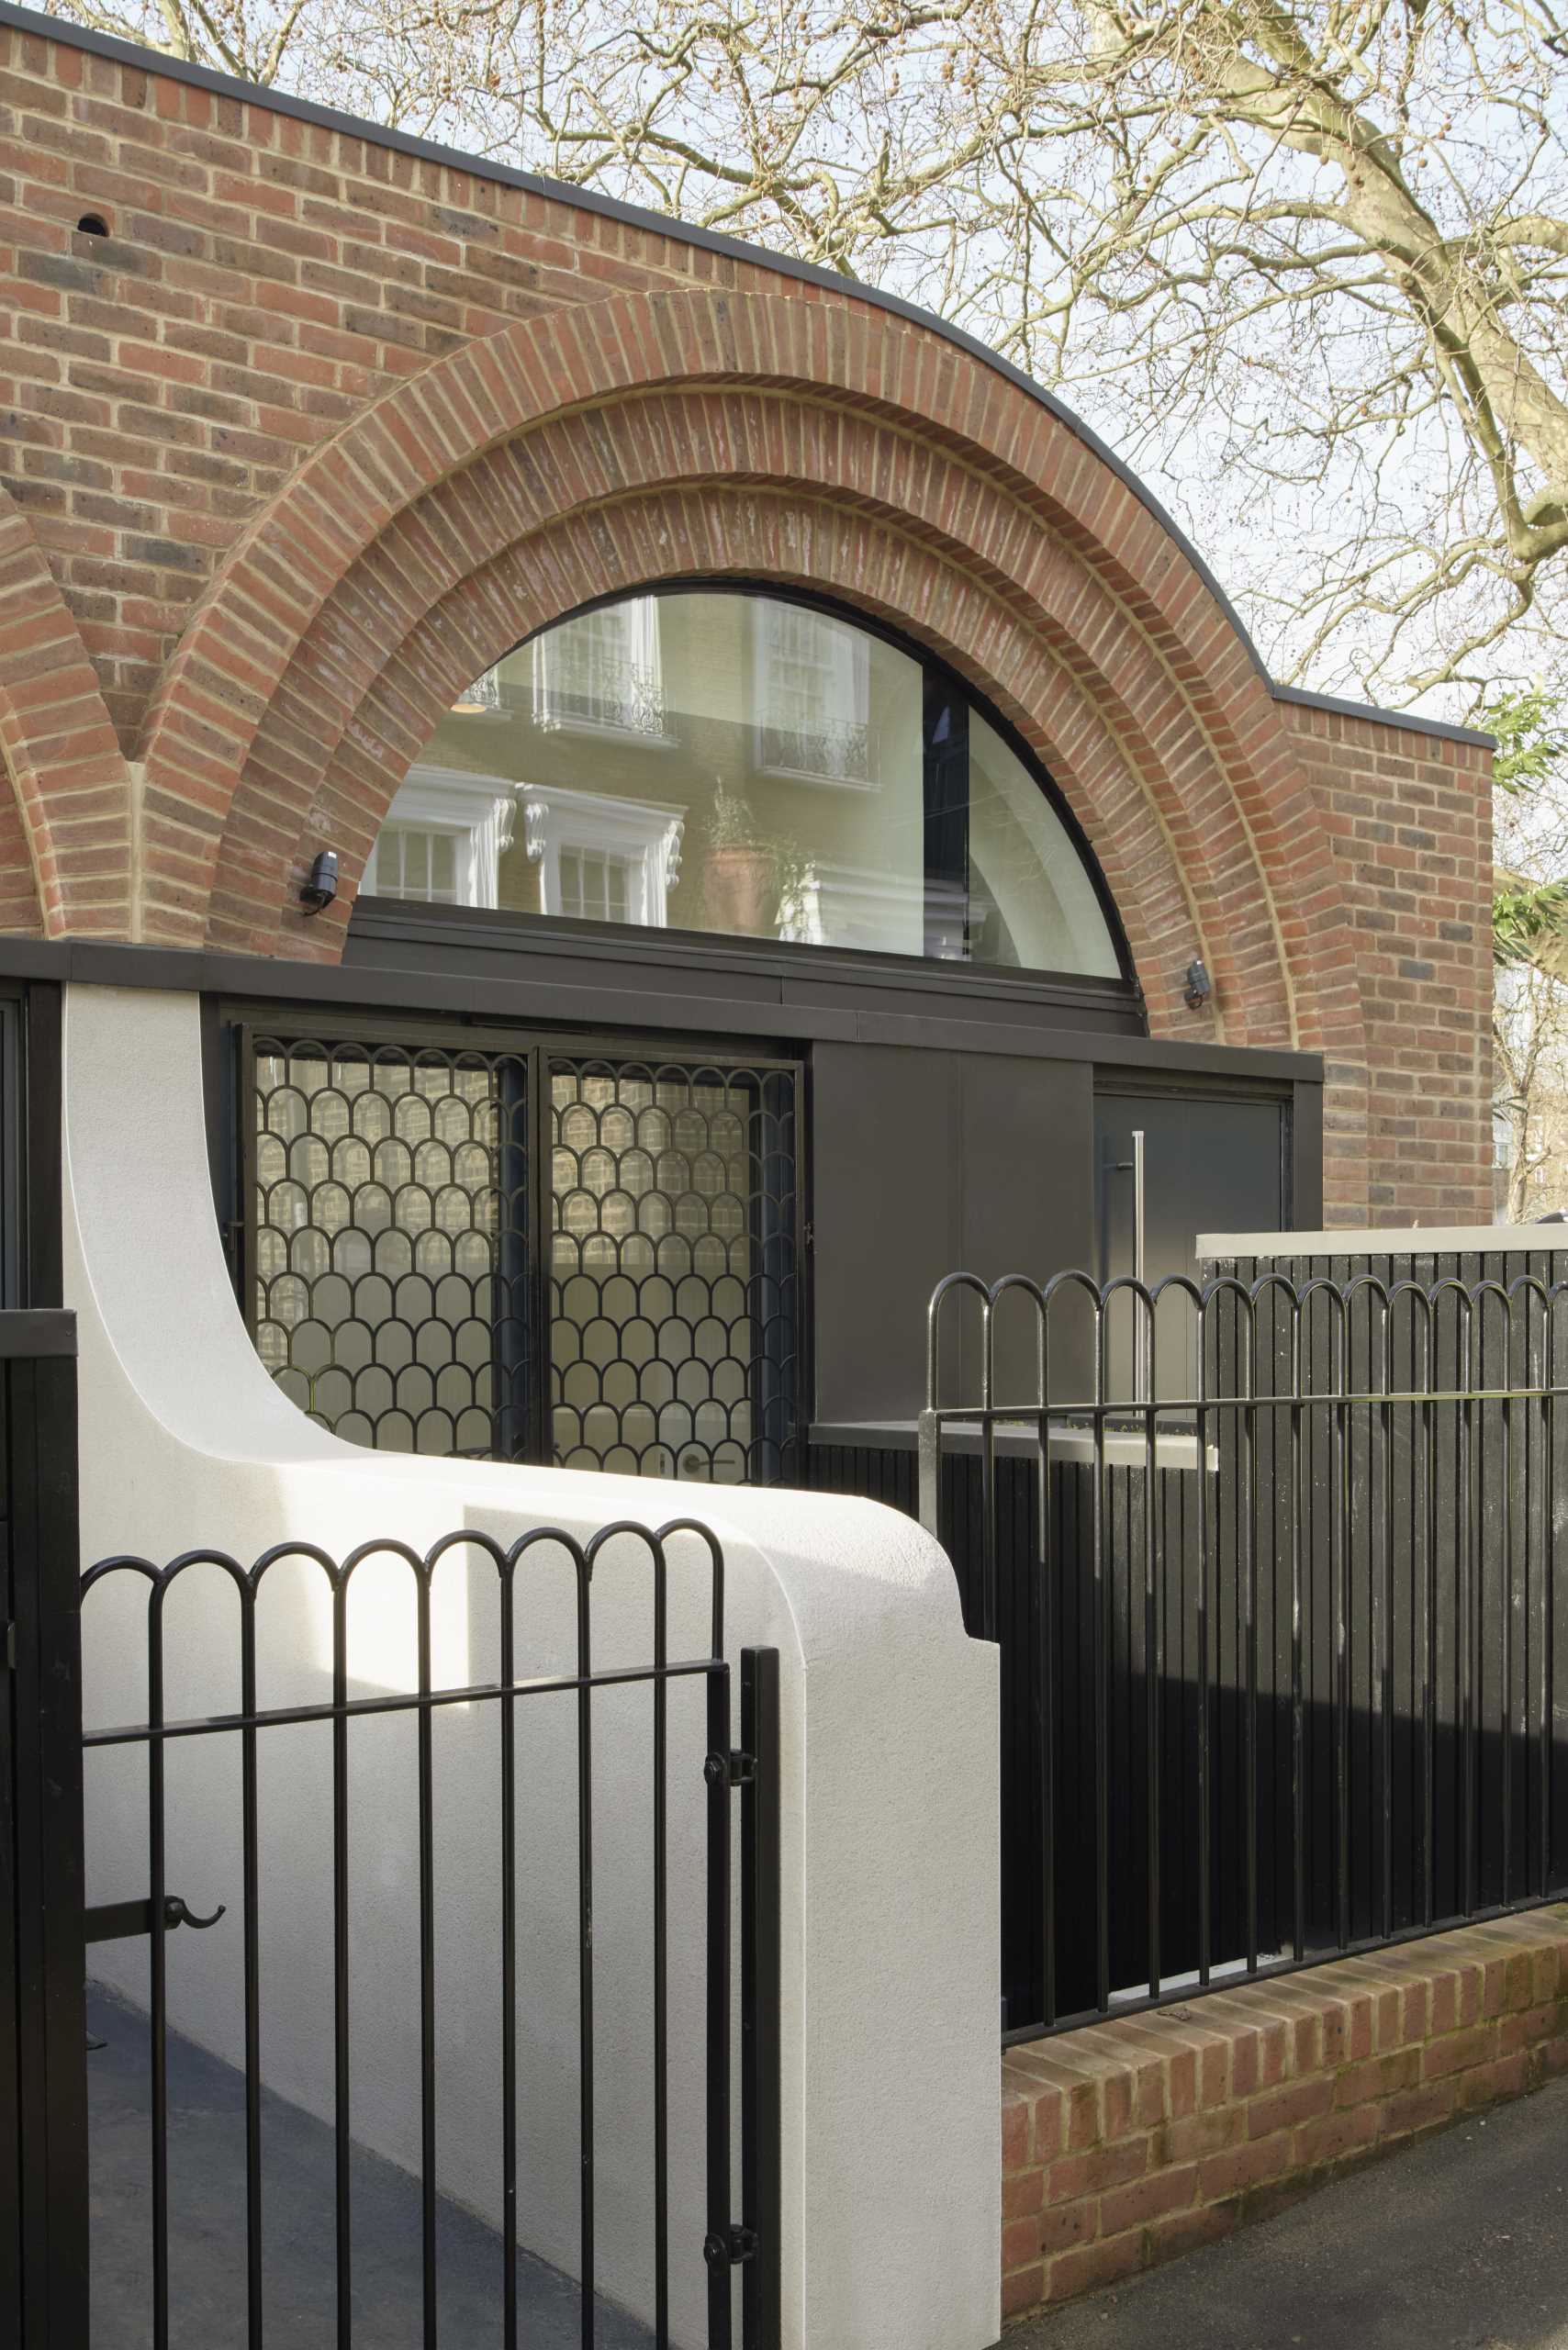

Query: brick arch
<box><xmin>229</xmin><ymin>479</ymin><xmax>1219</xmax><ymax>1024</ymax></box>
<box><xmin>200</xmin><ymin>387</ymin><xmax>1357</xmax><ymax>1069</ymax></box>
<box><xmin>268</xmin><ymin>502</ymin><xmax>1220</xmax><ymax>1036</ymax></box>
<box><xmin>0</xmin><ymin>488</ymin><xmax>129</xmax><ymax>937</ymax></box>
<box><xmin>131</xmin><ymin>283</ymin><xmax>1361</xmax><ymax>1088</ymax></box>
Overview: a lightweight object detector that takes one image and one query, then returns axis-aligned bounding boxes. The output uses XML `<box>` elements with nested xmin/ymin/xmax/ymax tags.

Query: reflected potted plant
<box><xmin>703</xmin><ymin>785</ymin><xmax>806</xmax><ymax>937</ymax></box>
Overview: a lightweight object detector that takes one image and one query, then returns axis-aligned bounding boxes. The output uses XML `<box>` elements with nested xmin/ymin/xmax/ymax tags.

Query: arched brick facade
<box><xmin>138</xmin><ymin>293</ymin><xmax>1356</xmax><ymax>1064</ymax></box>
<box><xmin>0</xmin><ymin>17</ymin><xmax>1495</xmax><ymax>1221</ymax></box>
<box><xmin>0</xmin><ymin>487</ymin><xmax>128</xmax><ymax>937</ymax></box>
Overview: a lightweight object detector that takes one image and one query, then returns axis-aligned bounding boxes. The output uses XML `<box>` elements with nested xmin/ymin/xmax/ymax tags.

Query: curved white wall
<box><xmin>63</xmin><ymin>982</ymin><xmax>1000</xmax><ymax>2350</ymax></box>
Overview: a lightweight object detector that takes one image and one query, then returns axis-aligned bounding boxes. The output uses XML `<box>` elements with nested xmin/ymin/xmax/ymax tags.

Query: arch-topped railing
<box><xmin>922</xmin><ymin>1265</ymin><xmax>1568</xmax><ymax>2042</ymax></box>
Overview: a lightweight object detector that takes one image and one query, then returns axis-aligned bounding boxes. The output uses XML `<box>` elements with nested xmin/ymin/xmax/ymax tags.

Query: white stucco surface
<box><xmin>63</xmin><ymin>982</ymin><xmax>1000</xmax><ymax>2350</ymax></box>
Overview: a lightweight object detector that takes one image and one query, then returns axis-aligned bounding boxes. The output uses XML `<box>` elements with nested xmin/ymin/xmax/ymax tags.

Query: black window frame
<box><xmin>353</xmin><ymin>577</ymin><xmax>1137</xmax><ymax>995</ymax></box>
<box><xmin>221</xmin><ymin>1003</ymin><xmax>812</xmax><ymax>1483</ymax></box>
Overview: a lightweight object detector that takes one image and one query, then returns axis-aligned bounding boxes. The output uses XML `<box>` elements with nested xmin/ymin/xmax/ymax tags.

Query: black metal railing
<box><xmin>923</xmin><ymin>1268</ymin><xmax>1568</xmax><ymax>2042</ymax></box>
<box><xmin>79</xmin><ymin>1521</ymin><xmax>780</xmax><ymax>2350</ymax></box>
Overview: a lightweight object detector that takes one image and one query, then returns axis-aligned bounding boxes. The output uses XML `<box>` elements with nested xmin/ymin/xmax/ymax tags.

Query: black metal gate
<box><xmin>6</xmin><ymin>1311</ymin><xmax>781</xmax><ymax>2347</ymax></box>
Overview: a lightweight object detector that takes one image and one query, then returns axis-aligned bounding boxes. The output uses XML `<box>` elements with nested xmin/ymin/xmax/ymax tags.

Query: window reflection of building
<box><xmin>532</xmin><ymin>595</ymin><xmax>665</xmax><ymax>739</ymax></box>
<box><xmin>364</xmin><ymin>588</ymin><xmax>1123</xmax><ymax>981</ymax></box>
<box><xmin>754</xmin><ymin>601</ymin><xmax>871</xmax><ymax>785</ymax></box>
<box><xmin>373</xmin><ymin>766</ymin><xmax>517</xmax><ymax>907</ymax></box>
<box><xmin>452</xmin><ymin>664</ymin><xmax>503</xmax><ymax>713</ymax></box>
<box><xmin>780</xmin><ymin>863</ymin><xmax>955</xmax><ymax>958</ymax></box>
<box><xmin>521</xmin><ymin>782</ymin><xmax>685</xmax><ymax>928</ymax></box>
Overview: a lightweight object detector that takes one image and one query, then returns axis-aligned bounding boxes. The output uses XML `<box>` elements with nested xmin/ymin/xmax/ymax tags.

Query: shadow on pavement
<box><xmin>87</xmin><ymin>1984</ymin><xmax>653</xmax><ymax>2349</ymax></box>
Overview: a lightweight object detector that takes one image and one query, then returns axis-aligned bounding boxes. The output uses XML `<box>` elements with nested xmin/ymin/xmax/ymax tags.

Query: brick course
<box><xmin>0</xmin><ymin>14</ymin><xmax>1493</xmax><ymax>1218</ymax></box>
<box><xmin>1001</xmin><ymin>1908</ymin><xmax>1568</xmax><ymax>2322</ymax></box>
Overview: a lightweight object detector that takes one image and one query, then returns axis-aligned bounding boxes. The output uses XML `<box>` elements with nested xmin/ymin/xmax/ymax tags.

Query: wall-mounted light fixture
<box><xmin>1183</xmin><ymin>957</ymin><xmax>1212</xmax><ymax>1010</ymax></box>
<box><xmin>299</xmin><ymin>849</ymin><xmax>339</xmax><ymax>914</ymax></box>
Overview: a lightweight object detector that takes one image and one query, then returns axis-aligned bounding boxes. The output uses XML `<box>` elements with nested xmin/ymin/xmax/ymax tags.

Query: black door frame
<box><xmin>1</xmin><ymin>1310</ymin><xmax>85</xmax><ymax>2348</ymax></box>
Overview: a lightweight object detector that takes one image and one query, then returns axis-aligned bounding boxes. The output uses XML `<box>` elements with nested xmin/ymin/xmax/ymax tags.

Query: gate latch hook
<box><xmin>163</xmin><ymin>1894</ymin><xmax>226</xmax><ymax>1932</ymax></box>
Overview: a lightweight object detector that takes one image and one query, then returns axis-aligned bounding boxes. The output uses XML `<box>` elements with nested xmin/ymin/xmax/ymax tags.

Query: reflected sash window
<box><xmin>755</xmin><ymin>602</ymin><xmax>871</xmax><ymax>785</ymax></box>
<box><xmin>532</xmin><ymin>596</ymin><xmax>665</xmax><ymax>739</ymax></box>
<box><xmin>375</xmin><ymin>826</ymin><xmax>459</xmax><ymax>904</ymax></box>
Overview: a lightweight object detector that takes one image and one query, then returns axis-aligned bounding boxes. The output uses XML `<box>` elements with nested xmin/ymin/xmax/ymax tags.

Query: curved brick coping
<box><xmin>1001</xmin><ymin>1907</ymin><xmax>1568</xmax><ymax>2321</ymax></box>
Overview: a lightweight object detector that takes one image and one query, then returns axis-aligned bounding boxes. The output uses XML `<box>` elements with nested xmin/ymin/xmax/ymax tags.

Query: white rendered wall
<box><xmin>63</xmin><ymin>982</ymin><xmax>1000</xmax><ymax>2350</ymax></box>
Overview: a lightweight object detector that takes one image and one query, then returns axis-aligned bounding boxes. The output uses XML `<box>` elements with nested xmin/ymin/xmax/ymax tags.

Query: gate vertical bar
<box><xmin>417</xmin><ymin>1560</ymin><xmax>437</xmax><ymax>2350</ymax></box>
<box><xmin>148</xmin><ymin>1575</ymin><xmax>170</xmax><ymax>2350</ymax></box>
<box><xmin>240</xmin><ymin>1586</ymin><xmax>263</xmax><ymax>2345</ymax></box>
<box><xmin>741</xmin><ymin>1649</ymin><xmax>782</xmax><ymax>2350</ymax></box>
<box><xmin>577</xmin><ymin>1546</ymin><xmax>598</xmax><ymax>2350</ymax></box>
<box><xmin>500</xmin><ymin>1559</ymin><xmax>519</xmax><ymax>2350</ymax></box>
<box><xmin>1037</xmin><ymin>1317</ymin><xmax>1057</xmax><ymax>2031</ymax></box>
<box><xmin>705</xmin><ymin>1647</ymin><xmax>734</xmax><ymax>2350</ymax></box>
<box><xmin>331</xmin><ymin>1569</ymin><xmax>353</xmax><ymax>2347</ymax></box>
<box><xmin>1379</xmin><ymin>1294</ymin><xmax>1394</xmax><ymax>1946</ymax></box>
<box><xmin>1422</xmin><ymin>1314</ymin><xmax>1438</xmax><ymax>1930</ymax></box>
<box><xmin>653</xmin><ymin>1543</ymin><xmax>669</xmax><ymax>2350</ymax></box>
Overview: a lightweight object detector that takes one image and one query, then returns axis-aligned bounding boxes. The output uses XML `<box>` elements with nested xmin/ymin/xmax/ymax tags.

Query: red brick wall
<box><xmin>0</xmin><ymin>16</ymin><xmax>1494</xmax><ymax>1220</ymax></box>
<box><xmin>1002</xmin><ymin>1908</ymin><xmax>1568</xmax><ymax>2318</ymax></box>
<box><xmin>1280</xmin><ymin>701</ymin><xmax>1494</xmax><ymax>1225</ymax></box>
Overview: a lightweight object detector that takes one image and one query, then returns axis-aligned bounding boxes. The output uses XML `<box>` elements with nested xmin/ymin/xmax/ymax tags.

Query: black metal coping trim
<box><xmin>345</xmin><ymin>892</ymin><xmax>1137</xmax><ymax>1012</ymax></box>
<box><xmin>0</xmin><ymin>933</ymin><xmax>1324</xmax><ymax>1079</ymax></box>
<box><xmin>0</xmin><ymin>2</ymin><xmax>1491</xmax><ymax>755</ymax></box>
<box><xmin>0</xmin><ymin>1305</ymin><xmax>76</xmax><ymax>1357</ymax></box>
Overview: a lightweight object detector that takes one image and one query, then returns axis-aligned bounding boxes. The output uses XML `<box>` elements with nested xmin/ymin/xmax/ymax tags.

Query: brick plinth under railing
<box><xmin>1001</xmin><ymin>1908</ymin><xmax>1568</xmax><ymax>2321</ymax></box>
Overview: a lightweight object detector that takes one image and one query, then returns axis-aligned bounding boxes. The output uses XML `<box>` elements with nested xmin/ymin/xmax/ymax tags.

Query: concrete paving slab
<box><xmin>1002</xmin><ymin>2076</ymin><xmax>1568</xmax><ymax>2350</ymax></box>
<box><xmin>86</xmin><ymin>1984</ymin><xmax>653</xmax><ymax>2348</ymax></box>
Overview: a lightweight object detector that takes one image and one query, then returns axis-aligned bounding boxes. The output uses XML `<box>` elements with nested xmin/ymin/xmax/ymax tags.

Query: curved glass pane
<box><xmin>368</xmin><ymin>588</ymin><xmax>1122</xmax><ymax>979</ymax></box>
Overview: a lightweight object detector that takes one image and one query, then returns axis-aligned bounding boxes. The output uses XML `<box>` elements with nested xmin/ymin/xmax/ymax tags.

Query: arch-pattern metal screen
<box><xmin>550</xmin><ymin>1058</ymin><xmax>800</xmax><ymax>1483</ymax></box>
<box><xmin>240</xmin><ymin>1025</ymin><xmax>801</xmax><ymax>1483</ymax></box>
<box><xmin>248</xmin><ymin>1034</ymin><xmax>531</xmax><ymax>1458</ymax></box>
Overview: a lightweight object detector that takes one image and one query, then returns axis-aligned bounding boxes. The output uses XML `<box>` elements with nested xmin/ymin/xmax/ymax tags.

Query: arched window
<box><xmin>366</xmin><ymin>587</ymin><xmax>1125</xmax><ymax>979</ymax></box>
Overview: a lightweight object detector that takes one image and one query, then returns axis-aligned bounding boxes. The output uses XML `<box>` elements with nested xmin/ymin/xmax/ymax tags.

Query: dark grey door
<box><xmin>1095</xmin><ymin>1089</ymin><xmax>1288</xmax><ymax>1399</ymax></box>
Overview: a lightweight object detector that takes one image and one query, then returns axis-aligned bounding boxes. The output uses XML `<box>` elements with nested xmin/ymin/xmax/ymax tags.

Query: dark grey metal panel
<box><xmin>962</xmin><ymin>1055</ymin><xmax>1095</xmax><ymax>1406</ymax></box>
<box><xmin>346</xmin><ymin>902</ymin><xmax>1145</xmax><ymax>1037</ymax></box>
<box><xmin>1291</xmin><ymin>1078</ymin><xmax>1325</xmax><ymax>1231</ymax></box>
<box><xmin>812</xmin><ymin>1045</ymin><xmax>1095</xmax><ymax>1421</ymax></box>
<box><xmin>811</xmin><ymin>1043</ymin><xmax>963</xmax><ymax>1424</ymax></box>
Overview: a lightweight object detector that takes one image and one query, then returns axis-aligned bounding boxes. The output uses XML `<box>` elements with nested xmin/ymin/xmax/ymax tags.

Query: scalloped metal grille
<box><xmin>243</xmin><ymin>1029</ymin><xmax>801</xmax><ymax>1483</ymax></box>
<box><xmin>249</xmin><ymin>1034</ymin><xmax>531</xmax><ymax>1459</ymax></box>
<box><xmin>550</xmin><ymin>1058</ymin><xmax>800</xmax><ymax>1483</ymax></box>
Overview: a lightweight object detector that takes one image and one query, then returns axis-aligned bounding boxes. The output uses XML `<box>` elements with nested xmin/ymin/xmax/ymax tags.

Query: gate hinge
<box><xmin>703</xmin><ymin>1749</ymin><xmax>756</xmax><ymax>1787</ymax></box>
<box><xmin>704</xmin><ymin>2225</ymin><xmax>758</xmax><ymax>2268</ymax></box>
